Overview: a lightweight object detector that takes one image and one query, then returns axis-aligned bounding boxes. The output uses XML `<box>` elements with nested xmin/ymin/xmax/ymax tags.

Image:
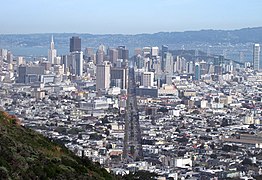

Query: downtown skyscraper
<box><xmin>48</xmin><ymin>35</ymin><xmax>57</xmax><ymax>64</ymax></box>
<box><xmin>253</xmin><ymin>43</ymin><xmax>260</xmax><ymax>71</ymax></box>
<box><xmin>96</xmin><ymin>61</ymin><xmax>111</xmax><ymax>91</ymax></box>
<box><xmin>70</xmin><ymin>36</ymin><xmax>81</xmax><ymax>52</ymax></box>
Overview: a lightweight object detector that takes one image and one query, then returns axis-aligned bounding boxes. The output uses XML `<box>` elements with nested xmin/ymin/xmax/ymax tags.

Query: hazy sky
<box><xmin>1</xmin><ymin>0</ymin><xmax>262</xmax><ymax>34</ymax></box>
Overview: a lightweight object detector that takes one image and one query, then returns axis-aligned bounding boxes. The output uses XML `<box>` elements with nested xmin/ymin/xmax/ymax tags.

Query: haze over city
<box><xmin>1</xmin><ymin>0</ymin><xmax>262</xmax><ymax>34</ymax></box>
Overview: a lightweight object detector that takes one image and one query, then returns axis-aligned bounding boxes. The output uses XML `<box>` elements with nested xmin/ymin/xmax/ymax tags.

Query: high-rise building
<box><xmin>152</xmin><ymin>57</ymin><xmax>162</xmax><ymax>76</ymax></box>
<box><xmin>72</xmin><ymin>51</ymin><xmax>83</xmax><ymax>76</ymax></box>
<box><xmin>142</xmin><ymin>72</ymin><xmax>154</xmax><ymax>87</ymax></box>
<box><xmin>117</xmin><ymin>46</ymin><xmax>129</xmax><ymax>60</ymax></box>
<box><xmin>96</xmin><ymin>50</ymin><xmax>105</xmax><ymax>65</ymax></box>
<box><xmin>61</xmin><ymin>55</ymin><xmax>69</xmax><ymax>69</ymax></box>
<box><xmin>110</xmin><ymin>67</ymin><xmax>127</xmax><ymax>89</ymax></box>
<box><xmin>98</xmin><ymin>44</ymin><xmax>107</xmax><ymax>54</ymax></box>
<box><xmin>17</xmin><ymin>57</ymin><xmax>24</xmax><ymax>66</ymax></box>
<box><xmin>108</xmin><ymin>48</ymin><xmax>118</xmax><ymax>65</ymax></box>
<box><xmin>162</xmin><ymin>52</ymin><xmax>173</xmax><ymax>74</ymax></box>
<box><xmin>161</xmin><ymin>45</ymin><xmax>168</xmax><ymax>71</ymax></box>
<box><xmin>70</xmin><ymin>36</ymin><xmax>81</xmax><ymax>52</ymax></box>
<box><xmin>161</xmin><ymin>45</ymin><xmax>168</xmax><ymax>55</ymax></box>
<box><xmin>200</xmin><ymin>60</ymin><xmax>208</xmax><ymax>75</ymax></box>
<box><xmin>143</xmin><ymin>47</ymin><xmax>151</xmax><ymax>57</ymax></box>
<box><xmin>48</xmin><ymin>36</ymin><xmax>57</xmax><ymax>64</ymax></box>
<box><xmin>7</xmin><ymin>51</ymin><xmax>13</xmax><ymax>64</ymax></box>
<box><xmin>194</xmin><ymin>62</ymin><xmax>201</xmax><ymax>81</ymax></box>
<box><xmin>151</xmin><ymin>47</ymin><xmax>159</xmax><ymax>57</ymax></box>
<box><xmin>96</xmin><ymin>61</ymin><xmax>111</xmax><ymax>91</ymax></box>
<box><xmin>135</xmin><ymin>54</ymin><xmax>145</xmax><ymax>69</ymax></box>
<box><xmin>213</xmin><ymin>56</ymin><xmax>223</xmax><ymax>75</ymax></box>
<box><xmin>253</xmin><ymin>43</ymin><xmax>260</xmax><ymax>70</ymax></box>
<box><xmin>0</xmin><ymin>49</ymin><xmax>8</xmax><ymax>60</ymax></box>
<box><xmin>175</xmin><ymin>56</ymin><xmax>186</xmax><ymax>73</ymax></box>
<box><xmin>186</xmin><ymin>61</ymin><xmax>194</xmax><ymax>74</ymax></box>
<box><xmin>85</xmin><ymin>47</ymin><xmax>94</xmax><ymax>56</ymax></box>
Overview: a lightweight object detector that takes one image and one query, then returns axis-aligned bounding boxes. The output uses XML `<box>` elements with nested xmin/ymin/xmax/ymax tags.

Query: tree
<box><xmin>210</xmin><ymin>154</ymin><xmax>217</xmax><ymax>159</ymax></box>
<box><xmin>157</xmin><ymin>107</ymin><xmax>168</xmax><ymax>114</ymax></box>
<box><xmin>222</xmin><ymin>144</ymin><xmax>232</xmax><ymax>152</ymax></box>
<box><xmin>123</xmin><ymin>171</ymin><xmax>158</xmax><ymax>180</ymax></box>
<box><xmin>242</xmin><ymin>158</ymin><xmax>252</xmax><ymax>166</ymax></box>
<box><xmin>206</xmin><ymin>128</ymin><xmax>211</xmax><ymax>133</ymax></box>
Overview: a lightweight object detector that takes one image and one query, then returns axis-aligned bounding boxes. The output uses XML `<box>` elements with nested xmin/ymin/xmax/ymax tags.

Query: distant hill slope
<box><xmin>0</xmin><ymin>27</ymin><xmax>262</xmax><ymax>47</ymax></box>
<box><xmin>0</xmin><ymin>111</ymin><xmax>116</xmax><ymax>180</ymax></box>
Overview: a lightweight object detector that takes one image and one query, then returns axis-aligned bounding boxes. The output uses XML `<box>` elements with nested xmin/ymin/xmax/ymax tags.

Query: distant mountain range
<box><xmin>0</xmin><ymin>27</ymin><xmax>261</xmax><ymax>57</ymax></box>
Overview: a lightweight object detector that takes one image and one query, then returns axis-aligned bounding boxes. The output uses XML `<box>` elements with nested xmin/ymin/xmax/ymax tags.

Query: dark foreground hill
<box><xmin>0</xmin><ymin>111</ymin><xmax>116</xmax><ymax>180</ymax></box>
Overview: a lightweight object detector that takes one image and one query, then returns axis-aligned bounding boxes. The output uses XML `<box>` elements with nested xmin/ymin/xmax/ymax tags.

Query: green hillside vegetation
<box><xmin>0</xmin><ymin>111</ymin><xmax>116</xmax><ymax>180</ymax></box>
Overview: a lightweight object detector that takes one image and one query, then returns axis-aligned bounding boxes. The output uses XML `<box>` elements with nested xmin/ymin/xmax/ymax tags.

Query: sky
<box><xmin>1</xmin><ymin>0</ymin><xmax>262</xmax><ymax>34</ymax></box>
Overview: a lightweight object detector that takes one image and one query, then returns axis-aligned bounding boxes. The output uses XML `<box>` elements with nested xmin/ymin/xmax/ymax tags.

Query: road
<box><xmin>123</xmin><ymin>67</ymin><xmax>143</xmax><ymax>161</ymax></box>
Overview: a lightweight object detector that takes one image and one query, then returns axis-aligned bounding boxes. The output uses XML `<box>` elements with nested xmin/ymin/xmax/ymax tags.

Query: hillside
<box><xmin>0</xmin><ymin>111</ymin><xmax>116</xmax><ymax>180</ymax></box>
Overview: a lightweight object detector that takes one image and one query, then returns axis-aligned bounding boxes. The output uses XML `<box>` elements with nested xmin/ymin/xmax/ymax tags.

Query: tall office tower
<box><xmin>253</xmin><ymin>43</ymin><xmax>260</xmax><ymax>70</ymax></box>
<box><xmin>117</xmin><ymin>46</ymin><xmax>129</xmax><ymax>60</ymax></box>
<box><xmin>0</xmin><ymin>59</ymin><xmax>2</xmax><ymax>72</ymax></box>
<box><xmin>84</xmin><ymin>47</ymin><xmax>94</xmax><ymax>60</ymax></box>
<box><xmin>110</xmin><ymin>67</ymin><xmax>128</xmax><ymax>89</ymax></box>
<box><xmin>85</xmin><ymin>47</ymin><xmax>94</xmax><ymax>56</ymax></box>
<box><xmin>200</xmin><ymin>60</ymin><xmax>208</xmax><ymax>75</ymax></box>
<box><xmin>186</xmin><ymin>61</ymin><xmax>194</xmax><ymax>74</ymax></box>
<box><xmin>161</xmin><ymin>45</ymin><xmax>168</xmax><ymax>69</ymax></box>
<box><xmin>17</xmin><ymin>57</ymin><xmax>24</xmax><ymax>66</ymax></box>
<box><xmin>214</xmin><ymin>55</ymin><xmax>224</xmax><ymax>66</ymax></box>
<box><xmin>152</xmin><ymin>57</ymin><xmax>162</xmax><ymax>76</ymax></box>
<box><xmin>72</xmin><ymin>51</ymin><xmax>83</xmax><ymax>76</ymax></box>
<box><xmin>7</xmin><ymin>51</ymin><xmax>13</xmax><ymax>64</ymax></box>
<box><xmin>96</xmin><ymin>61</ymin><xmax>111</xmax><ymax>91</ymax></box>
<box><xmin>54</xmin><ymin>56</ymin><xmax>61</xmax><ymax>65</ymax></box>
<box><xmin>61</xmin><ymin>55</ymin><xmax>69</xmax><ymax>69</ymax></box>
<box><xmin>144</xmin><ymin>57</ymin><xmax>151</xmax><ymax>71</ymax></box>
<box><xmin>175</xmin><ymin>56</ymin><xmax>186</xmax><ymax>73</ymax></box>
<box><xmin>98</xmin><ymin>44</ymin><xmax>107</xmax><ymax>54</ymax></box>
<box><xmin>143</xmin><ymin>47</ymin><xmax>151</xmax><ymax>57</ymax></box>
<box><xmin>214</xmin><ymin>55</ymin><xmax>224</xmax><ymax>75</ymax></box>
<box><xmin>0</xmin><ymin>49</ymin><xmax>8</xmax><ymax>59</ymax></box>
<box><xmin>162</xmin><ymin>52</ymin><xmax>173</xmax><ymax>74</ymax></box>
<box><xmin>48</xmin><ymin>35</ymin><xmax>57</xmax><ymax>64</ymax></box>
<box><xmin>135</xmin><ymin>54</ymin><xmax>145</xmax><ymax>69</ymax></box>
<box><xmin>194</xmin><ymin>62</ymin><xmax>201</xmax><ymax>81</ymax></box>
<box><xmin>225</xmin><ymin>61</ymin><xmax>234</xmax><ymax>73</ymax></box>
<box><xmin>96</xmin><ymin>49</ymin><xmax>105</xmax><ymax>65</ymax></box>
<box><xmin>151</xmin><ymin>47</ymin><xmax>159</xmax><ymax>57</ymax></box>
<box><xmin>108</xmin><ymin>48</ymin><xmax>118</xmax><ymax>65</ymax></box>
<box><xmin>123</xmin><ymin>66</ymin><xmax>143</xmax><ymax>161</ymax></box>
<box><xmin>162</xmin><ymin>45</ymin><xmax>168</xmax><ymax>55</ymax></box>
<box><xmin>70</xmin><ymin>36</ymin><xmax>81</xmax><ymax>52</ymax></box>
<box><xmin>142</xmin><ymin>72</ymin><xmax>154</xmax><ymax>87</ymax></box>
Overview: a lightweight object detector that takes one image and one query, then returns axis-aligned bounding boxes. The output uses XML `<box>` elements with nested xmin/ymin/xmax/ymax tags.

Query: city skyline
<box><xmin>1</xmin><ymin>0</ymin><xmax>262</xmax><ymax>34</ymax></box>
